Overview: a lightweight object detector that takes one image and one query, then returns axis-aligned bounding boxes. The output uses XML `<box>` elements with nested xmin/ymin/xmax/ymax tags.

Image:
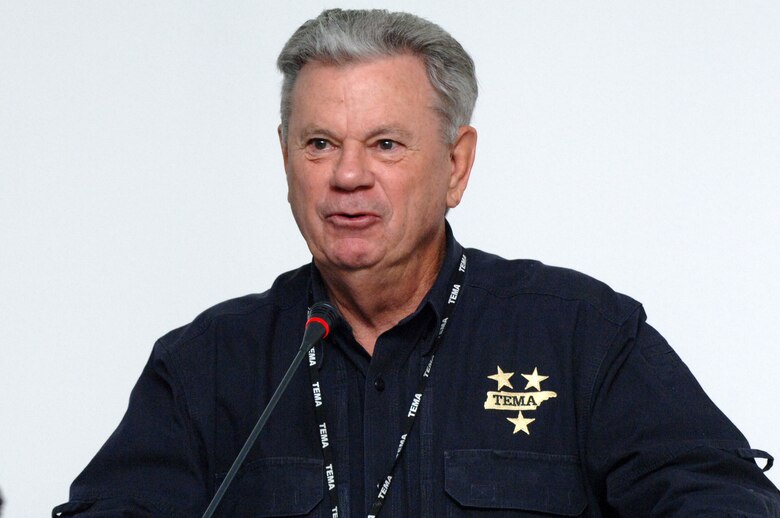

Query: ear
<box><xmin>278</xmin><ymin>124</ymin><xmax>289</xmax><ymax>170</ymax></box>
<box><xmin>446</xmin><ymin>125</ymin><xmax>477</xmax><ymax>209</ymax></box>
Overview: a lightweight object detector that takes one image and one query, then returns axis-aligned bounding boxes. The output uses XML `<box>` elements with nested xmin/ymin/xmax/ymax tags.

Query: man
<box><xmin>55</xmin><ymin>9</ymin><xmax>779</xmax><ymax>517</ymax></box>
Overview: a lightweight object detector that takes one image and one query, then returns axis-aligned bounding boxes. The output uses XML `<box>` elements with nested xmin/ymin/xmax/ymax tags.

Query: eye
<box><xmin>376</xmin><ymin>139</ymin><xmax>397</xmax><ymax>151</ymax></box>
<box><xmin>307</xmin><ymin>138</ymin><xmax>331</xmax><ymax>151</ymax></box>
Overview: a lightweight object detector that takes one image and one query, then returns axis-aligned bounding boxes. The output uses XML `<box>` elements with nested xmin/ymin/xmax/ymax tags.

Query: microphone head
<box><xmin>306</xmin><ymin>302</ymin><xmax>340</xmax><ymax>338</ymax></box>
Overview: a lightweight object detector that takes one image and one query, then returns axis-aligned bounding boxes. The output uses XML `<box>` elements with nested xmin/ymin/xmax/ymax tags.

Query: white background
<box><xmin>1</xmin><ymin>1</ymin><xmax>778</xmax><ymax>515</ymax></box>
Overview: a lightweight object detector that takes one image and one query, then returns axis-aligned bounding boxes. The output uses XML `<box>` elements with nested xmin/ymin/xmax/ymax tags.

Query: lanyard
<box><xmin>307</xmin><ymin>252</ymin><xmax>467</xmax><ymax>518</ymax></box>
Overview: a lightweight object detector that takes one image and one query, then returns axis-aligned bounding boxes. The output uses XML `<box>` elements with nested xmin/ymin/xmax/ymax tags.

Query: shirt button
<box><xmin>374</xmin><ymin>375</ymin><xmax>385</xmax><ymax>392</ymax></box>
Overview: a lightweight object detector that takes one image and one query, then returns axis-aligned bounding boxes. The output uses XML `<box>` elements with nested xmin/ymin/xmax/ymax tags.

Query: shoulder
<box><xmin>464</xmin><ymin>247</ymin><xmax>641</xmax><ymax>327</ymax></box>
<box><xmin>154</xmin><ymin>263</ymin><xmax>311</xmax><ymax>355</ymax></box>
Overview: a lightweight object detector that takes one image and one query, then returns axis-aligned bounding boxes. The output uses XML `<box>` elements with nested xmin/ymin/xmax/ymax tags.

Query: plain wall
<box><xmin>1</xmin><ymin>1</ymin><xmax>778</xmax><ymax>515</ymax></box>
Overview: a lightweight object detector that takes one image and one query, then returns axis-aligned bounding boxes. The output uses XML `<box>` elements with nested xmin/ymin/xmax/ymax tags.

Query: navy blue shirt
<box><xmin>55</xmin><ymin>228</ymin><xmax>780</xmax><ymax>516</ymax></box>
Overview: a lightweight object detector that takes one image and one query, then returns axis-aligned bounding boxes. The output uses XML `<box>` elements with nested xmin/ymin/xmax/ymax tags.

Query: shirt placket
<box><xmin>362</xmin><ymin>314</ymin><xmax>434</xmax><ymax>516</ymax></box>
<box><xmin>363</xmin><ymin>336</ymin><xmax>401</xmax><ymax>513</ymax></box>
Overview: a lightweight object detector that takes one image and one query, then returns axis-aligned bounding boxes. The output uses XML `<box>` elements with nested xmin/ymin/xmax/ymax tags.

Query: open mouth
<box><xmin>327</xmin><ymin>212</ymin><xmax>379</xmax><ymax>228</ymax></box>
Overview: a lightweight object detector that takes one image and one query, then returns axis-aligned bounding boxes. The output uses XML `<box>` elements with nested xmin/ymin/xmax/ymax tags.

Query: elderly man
<box><xmin>55</xmin><ymin>9</ymin><xmax>779</xmax><ymax>517</ymax></box>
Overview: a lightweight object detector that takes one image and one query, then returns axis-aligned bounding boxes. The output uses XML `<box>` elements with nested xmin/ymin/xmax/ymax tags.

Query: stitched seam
<box><xmin>465</xmin><ymin>283</ymin><xmax>637</xmax><ymax>327</ymax></box>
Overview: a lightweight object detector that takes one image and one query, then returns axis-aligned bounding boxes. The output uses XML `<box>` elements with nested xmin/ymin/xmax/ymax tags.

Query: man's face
<box><xmin>281</xmin><ymin>54</ymin><xmax>473</xmax><ymax>275</ymax></box>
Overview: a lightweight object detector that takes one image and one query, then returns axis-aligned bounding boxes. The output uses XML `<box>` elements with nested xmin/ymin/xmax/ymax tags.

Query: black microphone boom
<box><xmin>202</xmin><ymin>302</ymin><xmax>340</xmax><ymax>518</ymax></box>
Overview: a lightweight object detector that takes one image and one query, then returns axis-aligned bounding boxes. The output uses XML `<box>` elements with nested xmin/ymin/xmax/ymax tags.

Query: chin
<box><xmin>324</xmin><ymin>245</ymin><xmax>383</xmax><ymax>271</ymax></box>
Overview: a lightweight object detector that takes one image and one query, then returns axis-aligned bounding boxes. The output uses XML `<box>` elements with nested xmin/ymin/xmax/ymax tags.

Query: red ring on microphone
<box><xmin>306</xmin><ymin>316</ymin><xmax>331</xmax><ymax>338</ymax></box>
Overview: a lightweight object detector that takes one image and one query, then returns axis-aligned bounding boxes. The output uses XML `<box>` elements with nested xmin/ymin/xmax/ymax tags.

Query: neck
<box><xmin>317</xmin><ymin>236</ymin><xmax>446</xmax><ymax>355</ymax></box>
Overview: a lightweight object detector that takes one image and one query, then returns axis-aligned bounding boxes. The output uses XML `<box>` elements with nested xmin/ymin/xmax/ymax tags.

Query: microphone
<box><xmin>202</xmin><ymin>302</ymin><xmax>340</xmax><ymax>518</ymax></box>
<box><xmin>299</xmin><ymin>301</ymin><xmax>339</xmax><ymax>352</ymax></box>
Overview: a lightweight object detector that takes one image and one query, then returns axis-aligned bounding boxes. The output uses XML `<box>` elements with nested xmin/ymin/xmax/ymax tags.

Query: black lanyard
<box><xmin>307</xmin><ymin>252</ymin><xmax>467</xmax><ymax>518</ymax></box>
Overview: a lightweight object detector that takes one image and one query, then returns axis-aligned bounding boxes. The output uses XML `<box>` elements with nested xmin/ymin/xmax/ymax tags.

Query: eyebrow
<box><xmin>296</xmin><ymin>126</ymin><xmax>339</xmax><ymax>142</ymax></box>
<box><xmin>295</xmin><ymin>125</ymin><xmax>414</xmax><ymax>143</ymax></box>
<box><xmin>364</xmin><ymin>126</ymin><xmax>414</xmax><ymax>142</ymax></box>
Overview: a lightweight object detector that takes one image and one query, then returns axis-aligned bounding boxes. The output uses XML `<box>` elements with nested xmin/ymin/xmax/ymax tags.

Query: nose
<box><xmin>330</xmin><ymin>141</ymin><xmax>374</xmax><ymax>191</ymax></box>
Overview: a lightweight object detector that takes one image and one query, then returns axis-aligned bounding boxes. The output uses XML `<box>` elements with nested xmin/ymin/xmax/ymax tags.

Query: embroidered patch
<box><xmin>484</xmin><ymin>366</ymin><xmax>557</xmax><ymax>435</ymax></box>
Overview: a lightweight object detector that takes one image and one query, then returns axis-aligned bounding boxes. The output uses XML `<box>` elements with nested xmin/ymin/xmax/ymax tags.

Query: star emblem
<box><xmin>521</xmin><ymin>367</ymin><xmax>548</xmax><ymax>391</ymax></box>
<box><xmin>487</xmin><ymin>366</ymin><xmax>514</xmax><ymax>390</ymax></box>
<box><xmin>507</xmin><ymin>411</ymin><xmax>535</xmax><ymax>435</ymax></box>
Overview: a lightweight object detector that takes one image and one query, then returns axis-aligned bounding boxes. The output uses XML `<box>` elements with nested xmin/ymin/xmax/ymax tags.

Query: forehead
<box><xmin>288</xmin><ymin>54</ymin><xmax>439</xmax><ymax>132</ymax></box>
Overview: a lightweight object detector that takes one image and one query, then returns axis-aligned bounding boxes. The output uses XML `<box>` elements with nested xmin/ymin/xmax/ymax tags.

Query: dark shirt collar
<box><xmin>414</xmin><ymin>220</ymin><xmax>464</xmax><ymax>338</ymax></box>
<box><xmin>309</xmin><ymin>220</ymin><xmax>464</xmax><ymax>355</ymax></box>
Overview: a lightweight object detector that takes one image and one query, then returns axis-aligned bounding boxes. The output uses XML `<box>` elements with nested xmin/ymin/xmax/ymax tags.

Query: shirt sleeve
<box><xmin>52</xmin><ymin>339</ymin><xmax>210</xmax><ymax>517</ymax></box>
<box><xmin>586</xmin><ymin>308</ymin><xmax>780</xmax><ymax>516</ymax></box>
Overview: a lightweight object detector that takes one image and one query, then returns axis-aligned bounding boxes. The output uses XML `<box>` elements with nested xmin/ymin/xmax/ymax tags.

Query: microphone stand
<box><xmin>202</xmin><ymin>302</ymin><xmax>338</xmax><ymax>518</ymax></box>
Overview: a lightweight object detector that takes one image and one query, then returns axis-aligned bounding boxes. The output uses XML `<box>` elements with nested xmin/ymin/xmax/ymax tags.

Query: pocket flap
<box><xmin>445</xmin><ymin>449</ymin><xmax>587</xmax><ymax>516</ymax></box>
<box><xmin>215</xmin><ymin>457</ymin><xmax>323</xmax><ymax>517</ymax></box>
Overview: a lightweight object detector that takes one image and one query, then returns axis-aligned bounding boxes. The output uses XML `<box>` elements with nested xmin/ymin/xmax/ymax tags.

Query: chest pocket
<box><xmin>444</xmin><ymin>450</ymin><xmax>587</xmax><ymax>517</ymax></box>
<box><xmin>214</xmin><ymin>457</ymin><xmax>323</xmax><ymax>517</ymax></box>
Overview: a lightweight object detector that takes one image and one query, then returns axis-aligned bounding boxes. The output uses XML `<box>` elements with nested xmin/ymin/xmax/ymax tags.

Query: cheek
<box><xmin>392</xmin><ymin>182</ymin><xmax>445</xmax><ymax>227</ymax></box>
<box><xmin>287</xmin><ymin>165</ymin><xmax>312</xmax><ymax>203</ymax></box>
<box><xmin>287</xmin><ymin>171</ymin><xmax>328</xmax><ymax>235</ymax></box>
<box><xmin>415</xmin><ymin>165</ymin><xmax>451</xmax><ymax>211</ymax></box>
<box><xmin>286</xmin><ymin>175</ymin><xmax>310</xmax><ymax>225</ymax></box>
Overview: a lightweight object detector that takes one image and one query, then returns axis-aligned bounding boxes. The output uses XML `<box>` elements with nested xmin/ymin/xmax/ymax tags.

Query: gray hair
<box><xmin>276</xmin><ymin>9</ymin><xmax>477</xmax><ymax>143</ymax></box>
